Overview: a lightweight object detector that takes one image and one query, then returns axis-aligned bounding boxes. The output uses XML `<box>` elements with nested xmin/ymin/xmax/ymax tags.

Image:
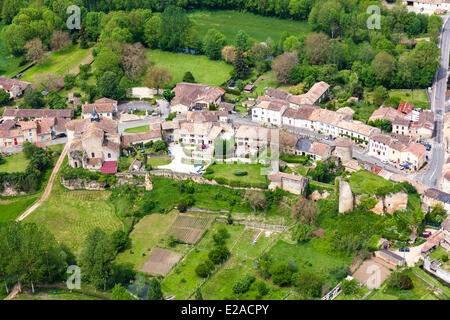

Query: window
<box><xmin>91</xmin><ymin>152</ymin><xmax>95</xmax><ymax>157</ymax></box>
<box><xmin>108</xmin><ymin>153</ymin><xmax>111</xmax><ymax>158</ymax></box>
<box><xmin>41</xmin><ymin>136</ymin><xmax>45</xmax><ymax>140</ymax></box>
<box><xmin>29</xmin><ymin>132</ymin><xmax>32</xmax><ymax>136</ymax></box>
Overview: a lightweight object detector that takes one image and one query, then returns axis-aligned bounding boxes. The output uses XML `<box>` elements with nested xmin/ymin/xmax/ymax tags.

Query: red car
<box><xmin>420</xmin><ymin>231</ymin><xmax>432</xmax><ymax>238</ymax></box>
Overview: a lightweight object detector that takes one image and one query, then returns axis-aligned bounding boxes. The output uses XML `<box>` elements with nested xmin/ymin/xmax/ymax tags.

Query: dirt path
<box><xmin>16</xmin><ymin>144</ymin><xmax>69</xmax><ymax>222</ymax></box>
<box><xmin>4</xmin><ymin>284</ymin><xmax>20</xmax><ymax>300</ymax></box>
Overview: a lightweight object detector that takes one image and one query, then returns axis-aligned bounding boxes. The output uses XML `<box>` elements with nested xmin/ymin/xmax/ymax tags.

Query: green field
<box><xmin>124</xmin><ymin>125</ymin><xmax>150</xmax><ymax>133</ymax></box>
<box><xmin>147</xmin><ymin>49</ymin><xmax>233</xmax><ymax>86</ymax></box>
<box><xmin>189</xmin><ymin>10</ymin><xmax>313</xmax><ymax>44</ymax></box>
<box><xmin>21</xmin><ymin>45</ymin><xmax>92</xmax><ymax>83</ymax></box>
<box><xmin>0</xmin><ymin>152</ymin><xmax>30</xmax><ymax>173</ymax></box>
<box><xmin>115</xmin><ymin>211</ymin><xmax>179</xmax><ymax>271</ymax></box>
<box><xmin>0</xmin><ymin>194</ymin><xmax>39</xmax><ymax>223</ymax></box>
<box><xmin>27</xmin><ymin>169</ymin><xmax>124</xmax><ymax>253</ymax></box>
<box><xmin>205</xmin><ymin>163</ymin><xmax>269</xmax><ymax>185</ymax></box>
<box><xmin>388</xmin><ymin>89</ymin><xmax>429</xmax><ymax>109</ymax></box>
<box><xmin>148</xmin><ymin>156</ymin><xmax>172</xmax><ymax>168</ymax></box>
<box><xmin>0</xmin><ymin>23</ymin><xmax>23</xmax><ymax>77</ymax></box>
<box><xmin>267</xmin><ymin>239</ymin><xmax>352</xmax><ymax>286</ymax></box>
<box><xmin>346</xmin><ymin>170</ymin><xmax>394</xmax><ymax>195</ymax></box>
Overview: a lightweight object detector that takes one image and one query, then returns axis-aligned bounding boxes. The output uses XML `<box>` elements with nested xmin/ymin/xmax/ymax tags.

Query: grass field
<box><xmin>124</xmin><ymin>125</ymin><xmax>150</xmax><ymax>133</ymax></box>
<box><xmin>388</xmin><ymin>89</ymin><xmax>429</xmax><ymax>109</ymax></box>
<box><xmin>116</xmin><ymin>211</ymin><xmax>179</xmax><ymax>271</ymax></box>
<box><xmin>0</xmin><ymin>194</ymin><xmax>39</xmax><ymax>223</ymax></box>
<box><xmin>148</xmin><ymin>156</ymin><xmax>172</xmax><ymax>168</ymax></box>
<box><xmin>27</xmin><ymin>167</ymin><xmax>123</xmax><ymax>253</ymax></box>
<box><xmin>366</xmin><ymin>269</ymin><xmax>446</xmax><ymax>300</ymax></box>
<box><xmin>267</xmin><ymin>239</ymin><xmax>352</xmax><ymax>287</ymax></box>
<box><xmin>0</xmin><ymin>23</ymin><xmax>23</xmax><ymax>77</ymax></box>
<box><xmin>0</xmin><ymin>152</ymin><xmax>30</xmax><ymax>173</ymax></box>
<box><xmin>188</xmin><ymin>10</ymin><xmax>312</xmax><ymax>44</ymax></box>
<box><xmin>147</xmin><ymin>49</ymin><xmax>233</xmax><ymax>86</ymax></box>
<box><xmin>205</xmin><ymin>163</ymin><xmax>269</xmax><ymax>185</ymax></box>
<box><xmin>21</xmin><ymin>45</ymin><xmax>92</xmax><ymax>83</ymax></box>
<box><xmin>346</xmin><ymin>170</ymin><xmax>394</xmax><ymax>195</ymax></box>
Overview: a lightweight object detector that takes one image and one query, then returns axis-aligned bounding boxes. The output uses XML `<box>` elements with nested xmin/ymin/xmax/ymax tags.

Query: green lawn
<box><xmin>124</xmin><ymin>125</ymin><xmax>150</xmax><ymax>133</ymax></box>
<box><xmin>189</xmin><ymin>10</ymin><xmax>312</xmax><ymax>44</ymax></box>
<box><xmin>205</xmin><ymin>163</ymin><xmax>269</xmax><ymax>185</ymax></box>
<box><xmin>366</xmin><ymin>269</ymin><xmax>444</xmax><ymax>300</ymax></box>
<box><xmin>267</xmin><ymin>239</ymin><xmax>352</xmax><ymax>287</ymax></box>
<box><xmin>346</xmin><ymin>170</ymin><xmax>394</xmax><ymax>195</ymax></box>
<box><xmin>0</xmin><ymin>194</ymin><xmax>39</xmax><ymax>223</ymax></box>
<box><xmin>0</xmin><ymin>22</ymin><xmax>24</xmax><ymax>77</ymax></box>
<box><xmin>147</xmin><ymin>49</ymin><xmax>233</xmax><ymax>86</ymax></box>
<box><xmin>388</xmin><ymin>89</ymin><xmax>429</xmax><ymax>109</ymax></box>
<box><xmin>21</xmin><ymin>45</ymin><xmax>92</xmax><ymax>83</ymax></box>
<box><xmin>148</xmin><ymin>156</ymin><xmax>172</xmax><ymax>168</ymax></box>
<box><xmin>254</xmin><ymin>71</ymin><xmax>280</xmax><ymax>95</ymax></box>
<box><xmin>116</xmin><ymin>210</ymin><xmax>180</xmax><ymax>271</ymax></box>
<box><xmin>0</xmin><ymin>152</ymin><xmax>30</xmax><ymax>173</ymax></box>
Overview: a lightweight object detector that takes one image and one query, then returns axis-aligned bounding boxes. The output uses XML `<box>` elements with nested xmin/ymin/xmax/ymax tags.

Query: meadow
<box><xmin>0</xmin><ymin>152</ymin><xmax>30</xmax><ymax>173</ymax></box>
<box><xmin>188</xmin><ymin>10</ymin><xmax>313</xmax><ymax>44</ymax></box>
<box><xmin>20</xmin><ymin>45</ymin><xmax>93</xmax><ymax>83</ymax></box>
<box><xmin>147</xmin><ymin>49</ymin><xmax>233</xmax><ymax>86</ymax></box>
<box><xmin>204</xmin><ymin>163</ymin><xmax>269</xmax><ymax>185</ymax></box>
<box><xmin>346</xmin><ymin>170</ymin><xmax>394</xmax><ymax>195</ymax></box>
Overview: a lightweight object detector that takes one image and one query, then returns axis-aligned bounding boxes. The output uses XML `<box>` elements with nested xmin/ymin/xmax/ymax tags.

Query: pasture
<box><xmin>0</xmin><ymin>152</ymin><xmax>30</xmax><ymax>173</ymax></box>
<box><xmin>147</xmin><ymin>49</ymin><xmax>233</xmax><ymax>86</ymax></box>
<box><xmin>188</xmin><ymin>10</ymin><xmax>313</xmax><ymax>43</ymax></box>
<box><xmin>20</xmin><ymin>45</ymin><xmax>92</xmax><ymax>83</ymax></box>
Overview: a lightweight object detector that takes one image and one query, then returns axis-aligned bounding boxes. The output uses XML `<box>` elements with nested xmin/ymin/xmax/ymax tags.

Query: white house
<box><xmin>252</xmin><ymin>100</ymin><xmax>287</xmax><ymax>126</ymax></box>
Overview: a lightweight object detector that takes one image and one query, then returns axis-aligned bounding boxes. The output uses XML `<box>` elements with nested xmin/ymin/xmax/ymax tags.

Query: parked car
<box><xmin>420</xmin><ymin>231</ymin><xmax>432</xmax><ymax>238</ymax></box>
<box><xmin>399</xmin><ymin>248</ymin><xmax>410</xmax><ymax>252</ymax></box>
<box><xmin>381</xmin><ymin>160</ymin><xmax>389</xmax><ymax>165</ymax></box>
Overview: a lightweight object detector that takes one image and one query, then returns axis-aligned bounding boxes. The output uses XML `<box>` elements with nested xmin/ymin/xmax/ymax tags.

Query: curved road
<box><xmin>416</xmin><ymin>15</ymin><xmax>450</xmax><ymax>189</ymax></box>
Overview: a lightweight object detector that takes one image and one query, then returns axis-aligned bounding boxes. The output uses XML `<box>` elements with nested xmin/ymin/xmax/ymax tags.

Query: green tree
<box><xmin>182</xmin><ymin>71</ymin><xmax>195</xmax><ymax>83</ymax></box>
<box><xmin>79</xmin><ymin>228</ymin><xmax>115</xmax><ymax>290</ymax></box>
<box><xmin>147</xmin><ymin>278</ymin><xmax>163</xmax><ymax>300</ymax></box>
<box><xmin>23</xmin><ymin>88</ymin><xmax>45</xmax><ymax>109</ymax></box>
<box><xmin>0</xmin><ymin>90</ymin><xmax>10</xmax><ymax>106</ymax></box>
<box><xmin>159</xmin><ymin>6</ymin><xmax>191</xmax><ymax>51</ymax></box>
<box><xmin>235</xmin><ymin>30</ymin><xmax>250</xmax><ymax>51</ymax></box>
<box><xmin>270</xmin><ymin>263</ymin><xmax>292</xmax><ymax>286</ymax></box>
<box><xmin>204</xmin><ymin>29</ymin><xmax>226</xmax><ymax>60</ymax></box>
<box><xmin>110</xmin><ymin>284</ymin><xmax>136</xmax><ymax>300</ymax></box>
<box><xmin>291</xmin><ymin>223</ymin><xmax>314</xmax><ymax>243</ymax></box>
<box><xmin>233</xmin><ymin>49</ymin><xmax>249</xmax><ymax>79</ymax></box>
<box><xmin>294</xmin><ymin>270</ymin><xmax>323</xmax><ymax>297</ymax></box>
<box><xmin>97</xmin><ymin>71</ymin><xmax>125</xmax><ymax>101</ymax></box>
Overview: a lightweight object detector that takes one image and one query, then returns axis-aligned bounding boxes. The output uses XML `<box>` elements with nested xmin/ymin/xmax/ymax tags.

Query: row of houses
<box><xmin>252</xmin><ymin>87</ymin><xmax>380</xmax><ymax>144</ymax></box>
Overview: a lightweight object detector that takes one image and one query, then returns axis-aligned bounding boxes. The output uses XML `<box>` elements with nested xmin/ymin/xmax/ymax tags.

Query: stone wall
<box><xmin>61</xmin><ymin>178</ymin><xmax>107</xmax><ymax>190</ymax></box>
<box><xmin>0</xmin><ymin>182</ymin><xmax>26</xmax><ymax>196</ymax></box>
<box><xmin>354</xmin><ymin>192</ymin><xmax>408</xmax><ymax>215</ymax></box>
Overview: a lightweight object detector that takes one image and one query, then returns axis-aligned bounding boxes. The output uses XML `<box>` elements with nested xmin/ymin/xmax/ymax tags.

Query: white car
<box><xmin>381</xmin><ymin>160</ymin><xmax>388</xmax><ymax>165</ymax></box>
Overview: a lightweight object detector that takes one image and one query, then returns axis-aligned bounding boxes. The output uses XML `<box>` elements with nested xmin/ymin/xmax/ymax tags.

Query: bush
<box><xmin>254</xmin><ymin>281</ymin><xmax>269</xmax><ymax>297</ymax></box>
<box><xmin>232</xmin><ymin>274</ymin><xmax>255</xmax><ymax>294</ymax></box>
<box><xmin>212</xmin><ymin>227</ymin><xmax>230</xmax><ymax>245</ymax></box>
<box><xmin>208</xmin><ymin>245</ymin><xmax>229</xmax><ymax>265</ymax></box>
<box><xmin>195</xmin><ymin>259</ymin><xmax>215</xmax><ymax>278</ymax></box>
<box><xmin>177</xmin><ymin>201</ymin><xmax>187</xmax><ymax>213</ymax></box>
<box><xmin>442</xmin><ymin>254</ymin><xmax>449</xmax><ymax>263</ymax></box>
<box><xmin>269</xmin><ymin>263</ymin><xmax>292</xmax><ymax>286</ymax></box>
<box><xmin>400</xmin><ymin>274</ymin><xmax>413</xmax><ymax>290</ymax></box>
<box><xmin>233</xmin><ymin>170</ymin><xmax>248</xmax><ymax>176</ymax></box>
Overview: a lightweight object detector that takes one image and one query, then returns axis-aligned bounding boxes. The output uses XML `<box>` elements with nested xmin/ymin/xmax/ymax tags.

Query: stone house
<box><xmin>0</xmin><ymin>118</ymin><xmax>62</xmax><ymax>147</ymax></box>
<box><xmin>122</xmin><ymin>130</ymin><xmax>162</xmax><ymax>148</ymax></box>
<box><xmin>374</xmin><ymin>249</ymin><xmax>405</xmax><ymax>267</ymax></box>
<box><xmin>0</xmin><ymin>76</ymin><xmax>31</xmax><ymax>99</ymax></box>
<box><xmin>268</xmin><ymin>171</ymin><xmax>309</xmax><ymax>195</ymax></box>
<box><xmin>235</xmin><ymin>125</ymin><xmax>270</xmax><ymax>158</ymax></box>
<box><xmin>2</xmin><ymin>108</ymin><xmax>74</xmax><ymax>120</ymax></box>
<box><xmin>170</xmin><ymin>83</ymin><xmax>226</xmax><ymax>114</ymax></box>
<box><xmin>65</xmin><ymin>115</ymin><xmax>120</xmax><ymax>172</ymax></box>
<box><xmin>252</xmin><ymin>100</ymin><xmax>287</xmax><ymax>126</ymax></box>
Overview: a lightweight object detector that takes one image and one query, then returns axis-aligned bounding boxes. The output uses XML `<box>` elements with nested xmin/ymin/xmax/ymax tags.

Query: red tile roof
<box><xmin>398</xmin><ymin>102</ymin><xmax>413</xmax><ymax>115</ymax></box>
<box><xmin>100</xmin><ymin>161</ymin><xmax>117</xmax><ymax>174</ymax></box>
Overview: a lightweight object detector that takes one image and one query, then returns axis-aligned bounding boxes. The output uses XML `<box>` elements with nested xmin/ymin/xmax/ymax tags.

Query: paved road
<box><xmin>416</xmin><ymin>15</ymin><xmax>450</xmax><ymax>189</ymax></box>
<box><xmin>16</xmin><ymin>143</ymin><xmax>69</xmax><ymax>222</ymax></box>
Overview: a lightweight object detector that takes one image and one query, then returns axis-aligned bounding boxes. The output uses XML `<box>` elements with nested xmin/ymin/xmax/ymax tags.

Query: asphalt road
<box><xmin>416</xmin><ymin>15</ymin><xmax>450</xmax><ymax>189</ymax></box>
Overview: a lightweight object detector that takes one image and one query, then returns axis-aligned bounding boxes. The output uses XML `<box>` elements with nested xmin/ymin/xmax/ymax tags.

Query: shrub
<box><xmin>233</xmin><ymin>170</ymin><xmax>248</xmax><ymax>176</ymax></box>
<box><xmin>400</xmin><ymin>274</ymin><xmax>413</xmax><ymax>290</ymax></box>
<box><xmin>177</xmin><ymin>201</ymin><xmax>187</xmax><ymax>213</ymax></box>
<box><xmin>212</xmin><ymin>227</ymin><xmax>230</xmax><ymax>245</ymax></box>
<box><xmin>232</xmin><ymin>274</ymin><xmax>255</xmax><ymax>294</ymax></box>
<box><xmin>195</xmin><ymin>259</ymin><xmax>215</xmax><ymax>278</ymax></box>
<box><xmin>442</xmin><ymin>254</ymin><xmax>449</xmax><ymax>263</ymax></box>
<box><xmin>254</xmin><ymin>281</ymin><xmax>269</xmax><ymax>297</ymax></box>
<box><xmin>208</xmin><ymin>245</ymin><xmax>229</xmax><ymax>265</ymax></box>
<box><xmin>269</xmin><ymin>263</ymin><xmax>292</xmax><ymax>286</ymax></box>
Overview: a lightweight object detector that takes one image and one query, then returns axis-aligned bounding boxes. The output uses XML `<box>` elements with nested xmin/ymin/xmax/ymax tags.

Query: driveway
<box><xmin>158</xmin><ymin>144</ymin><xmax>198</xmax><ymax>174</ymax></box>
<box><xmin>392</xmin><ymin>228</ymin><xmax>440</xmax><ymax>267</ymax></box>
